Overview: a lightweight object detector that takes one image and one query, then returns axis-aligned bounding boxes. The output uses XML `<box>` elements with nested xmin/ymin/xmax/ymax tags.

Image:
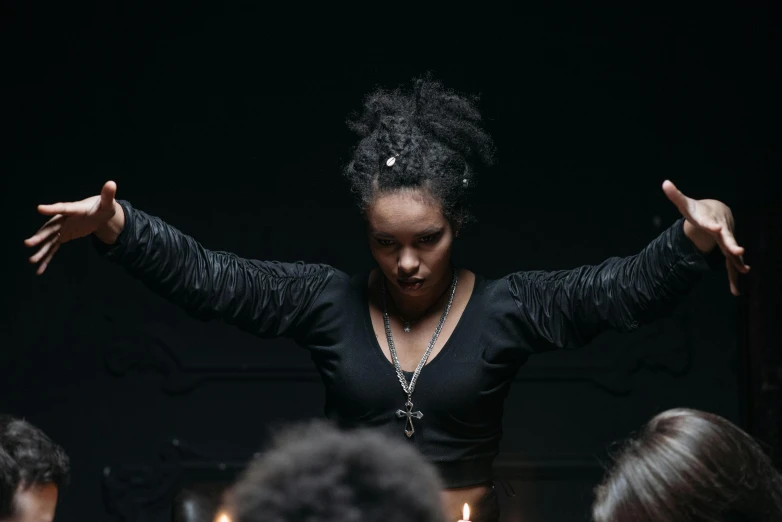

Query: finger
<box><xmin>36</xmin><ymin>241</ymin><xmax>61</xmax><ymax>276</ymax></box>
<box><xmin>38</xmin><ymin>213</ymin><xmax>64</xmax><ymax>231</ymax></box>
<box><xmin>37</xmin><ymin>202</ymin><xmax>81</xmax><ymax>216</ymax></box>
<box><xmin>719</xmin><ymin>228</ymin><xmax>745</xmax><ymax>256</ymax></box>
<box><xmin>24</xmin><ymin>216</ymin><xmax>64</xmax><ymax>247</ymax></box>
<box><xmin>714</xmin><ymin>231</ymin><xmax>751</xmax><ymax>274</ymax></box>
<box><xmin>716</xmin><ymin>239</ymin><xmax>749</xmax><ymax>275</ymax></box>
<box><xmin>739</xmin><ymin>253</ymin><xmax>750</xmax><ymax>273</ymax></box>
<box><xmin>29</xmin><ymin>234</ymin><xmax>60</xmax><ymax>264</ymax></box>
<box><xmin>726</xmin><ymin>252</ymin><xmax>750</xmax><ymax>274</ymax></box>
<box><xmin>100</xmin><ymin>181</ymin><xmax>117</xmax><ymax>209</ymax></box>
<box><xmin>703</xmin><ymin>222</ymin><xmax>723</xmax><ymax>234</ymax></box>
<box><xmin>721</xmin><ymin>244</ymin><xmax>750</xmax><ymax>274</ymax></box>
<box><xmin>726</xmin><ymin>258</ymin><xmax>740</xmax><ymax>296</ymax></box>
<box><xmin>662</xmin><ymin>180</ymin><xmax>694</xmax><ymax>220</ymax></box>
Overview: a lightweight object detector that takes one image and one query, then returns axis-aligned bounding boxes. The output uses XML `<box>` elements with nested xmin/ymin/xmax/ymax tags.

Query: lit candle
<box><xmin>215</xmin><ymin>512</ymin><xmax>232</xmax><ymax>522</ymax></box>
<box><xmin>457</xmin><ymin>503</ymin><xmax>470</xmax><ymax>522</ymax></box>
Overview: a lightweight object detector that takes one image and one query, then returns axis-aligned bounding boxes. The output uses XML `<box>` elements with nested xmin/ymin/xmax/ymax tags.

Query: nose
<box><xmin>398</xmin><ymin>247</ymin><xmax>420</xmax><ymax>275</ymax></box>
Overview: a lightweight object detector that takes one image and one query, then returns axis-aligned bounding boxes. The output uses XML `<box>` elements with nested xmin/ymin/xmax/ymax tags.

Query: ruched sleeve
<box><xmin>93</xmin><ymin>200</ymin><xmax>339</xmax><ymax>339</ymax></box>
<box><xmin>500</xmin><ymin>219</ymin><xmax>711</xmax><ymax>352</ymax></box>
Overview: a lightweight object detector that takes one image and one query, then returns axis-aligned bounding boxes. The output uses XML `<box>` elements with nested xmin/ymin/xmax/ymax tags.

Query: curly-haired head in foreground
<box><xmin>228</xmin><ymin>421</ymin><xmax>445</xmax><ymax>522</ymax></box>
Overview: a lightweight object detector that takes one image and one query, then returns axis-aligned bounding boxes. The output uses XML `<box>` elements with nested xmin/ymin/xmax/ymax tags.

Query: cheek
<box><xmin>14</xmin><ymin>487</ymin><xmax>59</xmax><ymax>522</ymax></box>
<box><xmin>422</xmin><ymin>240</ymin><xmax>453</xmax><ymax>268</ymax></box>
<box><xmin>368</xmin><ymin>244</ymin><xmax>394</xmax><ymax>267</ymax></box>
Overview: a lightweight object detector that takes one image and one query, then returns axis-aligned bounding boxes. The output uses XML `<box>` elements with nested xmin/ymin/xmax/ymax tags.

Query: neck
<box><xmin>385</xmin><ymin>268</ymin><xmax>454</xmax><ymax>321</ymax></box>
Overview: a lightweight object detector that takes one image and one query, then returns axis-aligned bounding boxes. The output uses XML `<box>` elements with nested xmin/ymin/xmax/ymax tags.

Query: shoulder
<box><xmin>474</xmin><ymin>270</ymin><xmax>533</xmax><ymax>300</ymax></box>
<box><xmin>463</xmin><ymin>270</ymin><xmax>518</xmax><ymax>316</ymax></box>
<box><xmin>473</xmin><ymin>269</ymin><xmax>565</xmax><ymax>319</ymax></box>
<box><xmin>286</xmin><ymin>267</ymin><xmax>364</xmax><ymax>342</ymax></box>
<box><xmin>306</xmin><ymin>267</ymin><xmax>365</xmax><ymax>307</ymax></box>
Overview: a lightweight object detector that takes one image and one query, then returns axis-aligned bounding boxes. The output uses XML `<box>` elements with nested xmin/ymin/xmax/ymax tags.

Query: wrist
<box><xmin>93</xmin><ymin>200</ymin><xmax>125</xmax><ymax>245</ymax></box>
<box><xmin>683</xmin><ymin>220</ymin><xmax>717</xmax><ymax>254</ymax></box>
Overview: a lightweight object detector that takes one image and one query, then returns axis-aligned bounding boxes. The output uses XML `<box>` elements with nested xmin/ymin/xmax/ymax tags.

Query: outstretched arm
<box><xmin>505</xmin><ymin>181</ymin><xmax>748</xmax><ymax>351</ymax></box>
<box><xmin>25</xmin><ymin>182</ymin><xmax>335</xmax><ymax>338</ymax></box>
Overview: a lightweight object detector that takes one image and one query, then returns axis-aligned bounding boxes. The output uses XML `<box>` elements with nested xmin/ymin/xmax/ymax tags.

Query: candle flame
<box><xmin>463</xmin><ymin>503</ymin><xmax>470</xmax><ymax>521</ymax></box>
<box><xmin>215</xmin><ymin>513</ymin><xmax>231</xmax><ymax>522</ymax></box>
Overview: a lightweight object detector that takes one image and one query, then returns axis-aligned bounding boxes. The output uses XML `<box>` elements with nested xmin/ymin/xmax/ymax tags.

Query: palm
<box><xmin>55</xmin><ymin>196</ymin><xmax>112</xmax><ymax>242</ymax></box>
<box><xmin>24</xmin><ymin>181</ymin><xmax>118</xmax><ymax>275</ymax></box>
<box><xmin>662</xmin><ymin>180</ymin><xmax>750</xmax><ymax>295</ymax></box>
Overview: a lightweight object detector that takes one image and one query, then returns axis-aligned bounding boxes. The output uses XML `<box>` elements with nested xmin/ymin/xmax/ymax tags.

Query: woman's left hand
<box><xmin>663</xmin><ymin>180</ymin><xmax>750</xmax><ymax>296</ymax></box>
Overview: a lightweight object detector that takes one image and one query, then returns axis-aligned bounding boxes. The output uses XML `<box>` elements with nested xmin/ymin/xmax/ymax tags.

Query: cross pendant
<box><xmin>396</xmin><ymin>398</ymin><xmax>423</xmax><ymax>438</ymax></box>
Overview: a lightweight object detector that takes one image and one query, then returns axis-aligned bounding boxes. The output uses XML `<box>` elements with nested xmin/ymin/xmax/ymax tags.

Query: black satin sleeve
<box><xmin>92</xmin><ymin>200</ymin><xmax>338</xmax><ymax>340</ymax></box>
<box><xmin>503</xmin><ymin>219</ymin><xmax>711</xmax><ymax>352</ymax></box>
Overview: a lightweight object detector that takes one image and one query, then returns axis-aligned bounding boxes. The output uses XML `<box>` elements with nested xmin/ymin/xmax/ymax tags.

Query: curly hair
<box><xmin>593</xmin><ymin>408</ymin><xmax>782</xmax><ymax>522</ymax></box>
<box><xmin>0</xmin><ymin>415</ymin><xmax>70</xmax><ymax>519</ymax></box>
<box><xmin>230</xmin><ymin>421</ymin><xmax>445</xmax><ymax>522</ymax></box>
<box><xmin>343</xmin><ymin>75</ymin><xmax>495</xmax><ymax>225</ymax></box>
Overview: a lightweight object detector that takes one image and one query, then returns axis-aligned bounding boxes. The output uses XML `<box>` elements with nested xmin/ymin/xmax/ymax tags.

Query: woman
<box><xmin>24</xmin><ymin>78</ymin><xmax>748</xmax><ymax>522</ymax></box>
<box><xmin>593</xmin><ymin>408</ymin><xmax>782</xmax><ymax>521</ymax></box>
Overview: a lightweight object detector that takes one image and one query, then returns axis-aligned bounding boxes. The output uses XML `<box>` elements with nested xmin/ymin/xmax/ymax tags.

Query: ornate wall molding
<box><xmin>102</xmin><ymin>439</ymin><xmax>240</xmax><ymax>522</ymax></box>
<box><xmin>102</xmin><ymin>310</ymin><xmax>692</xmax><ymax>396</ymax></box>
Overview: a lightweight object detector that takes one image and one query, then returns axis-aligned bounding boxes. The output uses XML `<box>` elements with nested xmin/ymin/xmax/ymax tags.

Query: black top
<box><xmin>97</xmin><ymin>200</ymin><xmax>712</xmax><ymax>488</ymax></box>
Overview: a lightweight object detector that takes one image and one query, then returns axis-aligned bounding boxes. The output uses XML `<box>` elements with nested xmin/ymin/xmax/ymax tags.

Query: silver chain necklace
<box><xmin>395</xmin><ymin>281</ymin><xmax>454</xmax><ymax>333</ymax></box>
<box><xmin>381</xmin><ymin>269</ymin><xmax>459</xmax><ymax>437</ymax></box>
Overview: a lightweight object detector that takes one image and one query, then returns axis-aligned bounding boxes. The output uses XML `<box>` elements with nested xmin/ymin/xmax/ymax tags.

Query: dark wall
<box><xmin>2</xmin><ymin>8</ymin><xmax>776</xmax><ymax>522</ymax></box>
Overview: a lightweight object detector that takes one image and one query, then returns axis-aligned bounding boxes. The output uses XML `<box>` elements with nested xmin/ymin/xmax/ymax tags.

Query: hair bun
<box><xmin>411</xmin><ymin>76</ymin><xmax>494</xmax><ymax>167</ymax></box>
<box><xmin>343</xmin><ymin>75</ymin><xmax>495</xmax><ymax>225</ymax></box>
<box><xmin>348</xmin><ymin>74</ymin><xmax>494</xmax><ymax>168</ymax></box>
<box><xmin>348</xmin><ymin>91</ymin><xmax>413</xmax><ymax>139</ymax></box>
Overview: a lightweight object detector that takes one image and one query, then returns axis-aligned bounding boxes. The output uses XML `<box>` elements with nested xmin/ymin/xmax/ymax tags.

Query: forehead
<box><xmin>14</xmin><ymin>483</ymin><xmax>58</xmax><ymax>522</ymax></box>
<box><xmin>367</xmin><ymin>189</ymin><xmax>446</xmax><ymax>231</ymax></box>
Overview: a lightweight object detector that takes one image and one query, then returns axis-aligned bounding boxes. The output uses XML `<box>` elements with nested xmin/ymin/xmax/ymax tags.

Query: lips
<box><xmin>398</xmin><ymin>279</ymin><xmax>424</xmax><ymax>291</ymax></box>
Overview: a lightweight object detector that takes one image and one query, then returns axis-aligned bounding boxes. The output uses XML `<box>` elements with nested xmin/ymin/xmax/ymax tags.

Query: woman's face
<box><xmin>366</xmin><ymin>188</ymin><xmax>455</xmax><ymax>297</ymax></box>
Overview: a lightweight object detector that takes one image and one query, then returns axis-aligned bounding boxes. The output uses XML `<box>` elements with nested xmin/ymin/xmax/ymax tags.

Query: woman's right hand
<box><xmin>24</xmin><ymin>180</ymin><xmax>124</xmax><ymax>275</ymax></box>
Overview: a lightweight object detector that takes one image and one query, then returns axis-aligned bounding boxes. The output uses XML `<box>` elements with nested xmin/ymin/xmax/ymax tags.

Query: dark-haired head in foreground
<box><xmin>228</xmin><ymin>421</ymin><xmax>445</xmax><ymax>522</ymax></box>
<box><xmin>593</xmin><ymin>408</ymin><xmax>782</xmax><ymax>522</ymax></box>
<box><xmin>0</xmin><ymin>416</ymin><xmax>70</xmax><ymax>522</ymax></box>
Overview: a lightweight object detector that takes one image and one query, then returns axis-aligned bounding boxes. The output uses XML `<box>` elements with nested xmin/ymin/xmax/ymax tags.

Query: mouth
<box><xmin>398</xmin><ymin>278</ymin><xmax>424</xmax><ymax>291</ymax></box>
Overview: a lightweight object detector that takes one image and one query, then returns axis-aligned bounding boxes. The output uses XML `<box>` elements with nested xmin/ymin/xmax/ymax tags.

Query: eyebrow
<box><xmin>371</xmin><ymin>226</ymin><xmax>444</xmax><ymax>238</ymax></box>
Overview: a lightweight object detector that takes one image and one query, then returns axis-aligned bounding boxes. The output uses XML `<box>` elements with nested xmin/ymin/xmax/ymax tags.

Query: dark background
<box><xmin>2</xmin><ymin>6</ymin><xmax>779</xmax><ymax>522</ymax></box>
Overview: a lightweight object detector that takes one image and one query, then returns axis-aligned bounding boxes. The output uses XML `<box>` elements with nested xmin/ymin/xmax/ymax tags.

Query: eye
<box><xmin>419</xmin><ymin>233</ymin><xmax>440</xmax><ymax>244</ymax></box>
<box><xmin>376</xmin><ymin>238</ymin><xmax>395</xmax><ymax>246</ymax></box>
